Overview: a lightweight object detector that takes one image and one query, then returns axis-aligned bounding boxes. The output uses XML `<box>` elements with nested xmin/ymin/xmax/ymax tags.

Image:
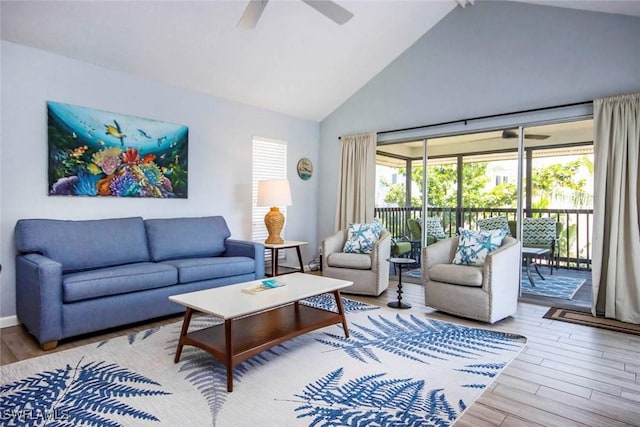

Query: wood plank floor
<box><xmin>2</xmin><ymin>279</ymin><xmax>639</xmax><ymax>426</ymax></box>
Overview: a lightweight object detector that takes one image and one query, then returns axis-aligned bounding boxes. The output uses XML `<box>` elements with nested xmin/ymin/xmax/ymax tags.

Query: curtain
<box><xmin>334</xmin><ymin>132</ymin><xmax>377</xmax><ymax>231</ymax></box>
<box><xmin>592</xmin><ymin>92</ymin><xmax>640</xmax><ymax>323</ymax></box>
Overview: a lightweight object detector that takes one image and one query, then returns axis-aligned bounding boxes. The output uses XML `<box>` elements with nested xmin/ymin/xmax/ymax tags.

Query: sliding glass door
<box><xmin>375</xmin><ymin>118</ymin><xmax>594</xmax><ymax>308</ymax></box>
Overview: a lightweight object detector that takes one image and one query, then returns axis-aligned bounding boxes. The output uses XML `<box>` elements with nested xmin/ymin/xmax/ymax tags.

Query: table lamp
<box><xmin>257</xmin><ymin>179</ymin><xmax>292</xmax><ymax>244</ymax></box>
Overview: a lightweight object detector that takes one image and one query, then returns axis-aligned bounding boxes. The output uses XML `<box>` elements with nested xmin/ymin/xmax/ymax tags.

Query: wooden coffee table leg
<box><xmin>225</xmin><ymin>319</ymin><xmax>234</xmax><ymax>392</ymax></box>
<box><xmin>174</xmin><ymin>307</ymin><xmax>193</xmax><ymax>363</ymax></box>
<box><xmin>333</xmin><ymin>291</ymin><xmax>349</xmax><ymax>338</ymax></box>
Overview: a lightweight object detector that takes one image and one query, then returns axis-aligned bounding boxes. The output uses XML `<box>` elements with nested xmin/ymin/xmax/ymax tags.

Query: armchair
<box><xmin>522</xmin><ymin>217</ymin><xmax>560</xmax><ymax>274</ymax></box>
<box><xmin>422</xmin><ymin>235</ymin><xmax>521</xmax><ymax>323</ymax></box>
<box><xmin>321</xmin><ymin>228</ymin><xmax>391</xmax><ymax>296</ymax></box>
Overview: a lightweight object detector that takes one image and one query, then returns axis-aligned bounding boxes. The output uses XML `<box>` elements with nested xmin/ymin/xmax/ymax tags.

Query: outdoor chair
<box><xmin>522</xmin><ymin>217</ymin><xmax>560</xmax><ymax>274</ymax></box>
<box><xmin>408</xmin><ymin>217</ymin><xmax>445</xmax><ymax>264</ymax></box>
<box><xmin>478</xmin><ymin>216</ymin><xmax>511</xmax><ymax>235</ymax></box>
<box><xmin>406</xmin><ymin>218</ymin><xmax>423</xmax><ymax>261</ymax></box>
<box><xmin>321</xmin><ymin>226</ymin><xmax>391</xmax><ymax>296</ymax></box>
<box><xmin>422</xmin><ymin>233</ymin><xmax>521</xmax><ymax>323</ymax></box>
<box><xmin>390</xmin><ymin>238</ymin><xmax>412</xmax><ymax>274</ymax></box>
<box><xmin>479</xmin><ymin>216</ymin><xmax>561</xmax><ymax>274</ymax></box>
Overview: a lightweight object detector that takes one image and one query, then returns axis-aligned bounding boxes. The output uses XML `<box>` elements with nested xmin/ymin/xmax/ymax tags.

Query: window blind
<box><xmin>252</xmin><ymin>137</ymin><xmax>288</xmax><ymax>260</ymax></box>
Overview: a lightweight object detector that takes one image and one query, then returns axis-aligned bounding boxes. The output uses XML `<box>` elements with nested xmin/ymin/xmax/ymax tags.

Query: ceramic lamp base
<box><xmin>264</xmin><ymin>207</ymin><xmax>285</xmax><ymax>244</ymax></box>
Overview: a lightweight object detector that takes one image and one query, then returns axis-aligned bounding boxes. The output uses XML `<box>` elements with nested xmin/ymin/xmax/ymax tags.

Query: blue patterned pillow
<box><xmin>452</xmin><ymin>228</ymin><xmax>507</xmax><ymax>266</ymax></box>
<box><xmin>343</xmin><ymin>222</ymin><xmax>383</xmax><ymax>254</ymax></box>
<box><xmin>424</xmin><ymin>217</ymin><xmax>446</xmax><ymax>239</ymax></box>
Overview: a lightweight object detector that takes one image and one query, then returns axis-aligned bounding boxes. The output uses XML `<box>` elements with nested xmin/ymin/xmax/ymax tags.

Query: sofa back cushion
<box><xmin>15</xmin><ymin>217</ymin><xmax>150</xmax><ymax>273</ymax></box>
<box><xmin>145</xmin><ymin>216</ymin><xmax>231</xmax><ymax>261</ymax></box>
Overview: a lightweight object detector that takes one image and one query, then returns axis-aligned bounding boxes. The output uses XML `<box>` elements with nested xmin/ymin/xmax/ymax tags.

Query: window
<box><xmin>252</xmin><ymin>137</ymin><xmax>288</xmax><ymax>245</ymax></box>
<box><xmin>495</xmin><ymin>175</ymin><xmax>509</xmax><ymax>185</ymax></box>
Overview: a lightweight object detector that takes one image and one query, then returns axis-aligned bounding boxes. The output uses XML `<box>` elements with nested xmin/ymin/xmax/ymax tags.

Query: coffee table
<box><xmin>169</xmin><ymin>273</ymin><xmax>352</xmax><ymax>392</ymax></box>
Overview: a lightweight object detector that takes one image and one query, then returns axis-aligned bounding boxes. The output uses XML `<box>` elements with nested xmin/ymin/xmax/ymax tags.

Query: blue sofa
<box><xmin>15</xmin><ymin>216</ymin><xmax>265</xmax><ymax>350</ymax></box>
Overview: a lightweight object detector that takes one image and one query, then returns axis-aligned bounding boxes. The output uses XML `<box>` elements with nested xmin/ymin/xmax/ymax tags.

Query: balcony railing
<box><xmin>375</xmin><ymin>206</ymin><xmax>593</xmax><ymax>270</ymax></box>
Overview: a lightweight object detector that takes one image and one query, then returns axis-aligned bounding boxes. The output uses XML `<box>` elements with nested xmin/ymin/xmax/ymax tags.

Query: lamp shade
<box><xmin>257</xmin><ymin>179</ymin><xmax>292</xmax><ymax>207</ymax></box>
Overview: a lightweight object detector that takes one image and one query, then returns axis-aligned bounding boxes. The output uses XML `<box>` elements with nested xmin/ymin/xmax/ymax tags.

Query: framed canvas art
<box><xmin>47</xmin><ymin>101</ymin><xmax>188</xmax><ymax>198</ymax></box>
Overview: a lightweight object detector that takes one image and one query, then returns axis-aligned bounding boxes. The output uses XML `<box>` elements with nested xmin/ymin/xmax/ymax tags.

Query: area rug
<box><xmin>521</xmin><ymin>275</ymin><xmax>585</xmax><ymax>299</ymax></box>
<box><xmin>1</xmin><ymin>296</ymin><xmax>526</xmax><ymax>427</ymax></box>
<box><xmin>544</xmin><ymin>307</ymin><xmax>640</xmax><ymax>336</ymax></box>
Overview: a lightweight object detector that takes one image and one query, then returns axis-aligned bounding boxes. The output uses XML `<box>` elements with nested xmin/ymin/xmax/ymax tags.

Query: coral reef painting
<box><xmin>48</xmin><ymin>101</ymin><xmax>188</xmax><ymax>198</ymax></box>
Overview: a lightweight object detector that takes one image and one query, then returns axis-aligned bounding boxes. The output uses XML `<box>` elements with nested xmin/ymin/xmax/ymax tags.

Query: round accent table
<box><xmin>387</xmin><ymin>257</ymin><xmax>415</xmax><ymax>309</ymax></box>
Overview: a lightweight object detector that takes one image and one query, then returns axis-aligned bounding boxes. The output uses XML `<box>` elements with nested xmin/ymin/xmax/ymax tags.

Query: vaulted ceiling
<box><xmin>2</xmin><ymin>1</ymin><xmax>639</xmax><ymax>121</ymax></box>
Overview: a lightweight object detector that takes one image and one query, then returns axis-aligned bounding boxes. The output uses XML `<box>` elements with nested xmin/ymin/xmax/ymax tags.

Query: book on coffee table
<box><xmin>242</xmin><ymin>279</ymin><xmax>286</xmax><ymax>295</ymax></box>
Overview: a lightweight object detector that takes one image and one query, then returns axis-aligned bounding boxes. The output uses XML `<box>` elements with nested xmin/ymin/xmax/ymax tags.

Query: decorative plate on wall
<box><xmin>297</xmin><ymin>158</ymin><xmax>313</xmax><ymax>180</ymax></box>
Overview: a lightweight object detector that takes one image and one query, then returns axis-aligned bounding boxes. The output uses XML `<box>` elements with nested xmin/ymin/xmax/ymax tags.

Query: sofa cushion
<box><xmin>15</xmin><ymin>217</ymin><xmax>150</xmax><ymax>273</ymax></box>
<box><xmin>62</xmin><ymin>262</ymin><xmax>178</xmax><ymax>303</ymax></box>
<box><xmin>326</xmin><ymin>252</ymin><xmax>372</xmax><ymax>270</ymax></box>
<box><xmin>429</xmin><ymin>264</ymin><xmax>483</xmax><ymax>287</ymax></box>
<box><xmin>145</xmin><ymin>216</ymin><xmax>231</xmax><ymax>262</ymax></box>
<box><xmin>160</xmin><ymin>256</ymin><xmax>255</xmax><ymax>283</ymax></box>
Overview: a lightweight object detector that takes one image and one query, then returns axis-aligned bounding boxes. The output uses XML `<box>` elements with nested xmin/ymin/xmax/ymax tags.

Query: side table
<box><xmin>521</xmin><ymin>247</ymin><xmax>550</xmax><ymax>287</ymax></box>
<box><xmin>387</xmin><ymin>257</ymin><xmax>415</xmax><ymax>309</ymax></box>
<box><xmin>263</xmin><ymin>240</ymin><xmax>308</xmax><ymax>277</ymax></box>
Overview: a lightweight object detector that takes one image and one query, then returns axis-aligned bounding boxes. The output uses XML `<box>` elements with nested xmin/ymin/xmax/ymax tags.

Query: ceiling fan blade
<box><xmin>302</xmin><ymin>0</ymin><xmax>354</xmax><ymax>25</ymax></box>
<box><xmin>502</xmin><ymin>129</ymin><xmax>549</xmax><ymax>140</ymax></box>
<box><xmin>238</xmin><ymin>0</ymin><xmax>269</xmax><ymax>29</ymax></box>
<box><xmin>525</xmin><ymin>134</ymin><xmax>550</xmax><ymax>140</ymax></box>
<box><xmin>501</xmin><ymin>129</ymin><xmax>518</xmax><ymax>139</ymax></box>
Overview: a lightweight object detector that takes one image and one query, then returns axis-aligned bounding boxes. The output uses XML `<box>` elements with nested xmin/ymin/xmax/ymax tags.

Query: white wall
<box><xmin>0</xmin><ymin>41</ymin><xmax>319</xmax><ymax>320</ymax></box>
<box><xmin>317</xmin><ymin>1</ymin><xmax>640</xmax><ymax>243</ymax></box>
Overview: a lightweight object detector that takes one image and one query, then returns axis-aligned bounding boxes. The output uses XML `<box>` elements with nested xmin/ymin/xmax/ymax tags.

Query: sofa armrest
<box><xmin>224</xmin><ymin>239</ymin><xmax>265</xmax><ymax>279</ymax></box>
<box><xmin>15</xmin><ymin>254</ymin><xmax>63</xmax><ymax>345</ymax></box>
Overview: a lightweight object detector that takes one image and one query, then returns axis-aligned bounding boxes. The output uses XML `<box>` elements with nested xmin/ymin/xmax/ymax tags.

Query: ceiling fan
<box><xmin>238</xmin><ymin>0</ymin><xmax>354</xmax><ymax>29</ymax></box>
<box><xmin>501</xmin><ymin>129</ymin><xmax>550</xmax><ymax>140</ymax></box>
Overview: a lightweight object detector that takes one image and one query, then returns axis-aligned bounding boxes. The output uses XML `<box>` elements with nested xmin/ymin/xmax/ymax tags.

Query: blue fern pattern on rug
<box><xmin>457</xmin><ymin>362</ymin><xmax>507</xmax><ymax>389</ymax></box>
<box><xmin>0</xmin><ymin>358</ymin><xmax>170</xmax><ymax>426</ymax></box>
<box><xmin>294</xmin><ymin>367</ymin><xmax>463</xmax><ymax>426</ymax></box>
<box><xmin>97</xmin><ymin>326</ymin><xmax>162</xmax><ymax>348</ymax></box>
<box><xmin>176</xmin><ymin>346</ymin><xmax>285</xmax><ymax>427</ymax></box>
<box><xmin>317</xmin><ymin>314</ymin><xmax>525</xmax><ymax>363</ymax></box>
<box><xmin>457</xmin><ymin>362</ymin><xmax>506</xmax><ymax>378</ymax></box>
<box><xmin>300</xmin><ymin>294</ymin><xmax>380</xmax><ymax>313</ymax></box>
<box><xmin>169</xmin><ymin>316</ymin><xmax>290</xmax><ymax>427</ymax></box>
<box><xmin>178</xmin><ymin>350</ymin><xmax>230</xmax><ymax>427</ymax></box>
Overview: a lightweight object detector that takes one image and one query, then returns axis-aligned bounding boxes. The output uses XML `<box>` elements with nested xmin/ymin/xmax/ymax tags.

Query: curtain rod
<box><xmin>338</xmin><ymin>100</ymin><xmax>592</xmax><ymax>139</ymax></box>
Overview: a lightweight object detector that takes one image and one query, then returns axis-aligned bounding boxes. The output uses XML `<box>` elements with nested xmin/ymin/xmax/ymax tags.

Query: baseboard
<box><xmin>1</xmin><ymin>315</ymin><xmax>20</xmax><ymax>329</ymax></box>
